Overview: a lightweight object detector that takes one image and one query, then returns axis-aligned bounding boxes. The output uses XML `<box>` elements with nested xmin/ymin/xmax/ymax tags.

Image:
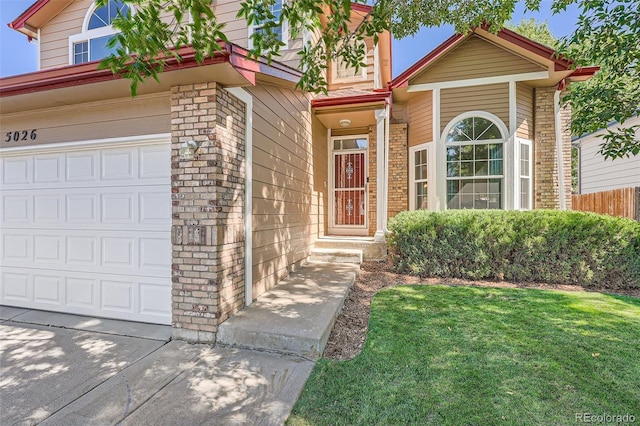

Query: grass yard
<box><xmin>288</xmin><ymin>286</ymin><xmax>640</xmax><ymax>425</ymax></box>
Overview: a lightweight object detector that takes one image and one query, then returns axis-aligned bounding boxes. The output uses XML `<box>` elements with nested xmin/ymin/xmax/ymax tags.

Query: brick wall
<box><xmin>534</xmin><ymin>87</ymin><xmax>572</xmax><ymax>209</ymax></box>
<box><xmin>387</xmin><ymin>123</ymin><xmax>408</xmax><ymax>219</ymax></box>
<box><xmin>170</xmin><ymin>83</ymin><xmax>246</xmax><ymax>343</ymax></box>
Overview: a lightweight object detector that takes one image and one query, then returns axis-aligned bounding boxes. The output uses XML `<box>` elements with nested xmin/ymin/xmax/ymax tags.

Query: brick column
<box><xmin>534</xmin><ymin>87</ymin><xmax>572</xmax><ymax>209</ymax></box>
<box><xmin>170</xmin><ymin>83</ymin><xmax>246</xmax><ymax>343</ymax></box>
<box><xmin>387</xmin><ymin>123</ymin><xmax>408</xmax><ymax>219</ymax></box>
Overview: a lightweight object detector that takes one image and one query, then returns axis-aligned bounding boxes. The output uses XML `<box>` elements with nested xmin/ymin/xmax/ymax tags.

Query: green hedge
<box><xmin>388</xmin><ymin>210</ymin><xmax>640</xmax><ymax>289</ymax></box>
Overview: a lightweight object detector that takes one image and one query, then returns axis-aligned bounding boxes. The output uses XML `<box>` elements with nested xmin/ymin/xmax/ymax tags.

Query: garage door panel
<box><xmin>1</xmin><ymin>157</ymin><xmax>31</xmax><ymax>185</ymax></box>
<box><xmin>2</xmin><ymin>195</ymin><xmax>31</xmax><ymax>224</ymax></box>
<box><xmin>0</xmin><ymin>140</ymin><xmax>171</xmax><ymax>324</ymax></box>
<box><xmin>1</xmin><ymin>229</ymin><xmax>169</xmax><ymax>277</ymax></box>
<box><xmin>34</xmin><ymin>155</ymin><xmax>63</xmax><ymax>184</ymax></box>
<box><xmin>1</xmin><ymin>266</ymin><xmax>171</xmax><ymax>323</ymax></box>
<box><xmin>2</xmin><ymin>271</ymin><xmax>30</xmax><ymax>302</ymax></box>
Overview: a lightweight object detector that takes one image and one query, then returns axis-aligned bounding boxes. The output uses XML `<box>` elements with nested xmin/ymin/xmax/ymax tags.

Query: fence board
<box><xmin>572</xmin><ymin>187</ymin><xmax>640</xmax><ymax>221</ymax></box>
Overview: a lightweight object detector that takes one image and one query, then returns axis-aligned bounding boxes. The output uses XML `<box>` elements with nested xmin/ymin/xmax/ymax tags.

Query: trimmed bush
<box><xmin>388</xmin><ymin>210</ymin><xmax>640</xmax><ymax>289</ymax></box>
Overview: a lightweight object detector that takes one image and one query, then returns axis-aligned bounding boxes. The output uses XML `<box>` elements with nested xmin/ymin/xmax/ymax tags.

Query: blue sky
<box><xmin>0</xmin><ymin>0</ymin><xmax>580</xmax><ymax>78</ymax></box>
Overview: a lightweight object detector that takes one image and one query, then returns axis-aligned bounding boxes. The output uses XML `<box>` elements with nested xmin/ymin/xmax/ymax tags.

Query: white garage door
<box><xmin>0</xmin><ymin>137</ymin><xmax>172</xmax><ymax>324</ymax></box>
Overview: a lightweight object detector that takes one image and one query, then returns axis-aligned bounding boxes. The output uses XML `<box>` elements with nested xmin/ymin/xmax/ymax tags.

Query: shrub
<box><xmin>388</xmin><ymin>210</ymin><xmax>640</xmax><ymax>289</ymax></box>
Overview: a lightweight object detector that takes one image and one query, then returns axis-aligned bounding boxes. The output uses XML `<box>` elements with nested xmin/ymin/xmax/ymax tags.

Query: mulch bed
<box><xmin>322</xmin><ymin>261</ymin><xmax>640</xmax><ymax>361</ymax></box>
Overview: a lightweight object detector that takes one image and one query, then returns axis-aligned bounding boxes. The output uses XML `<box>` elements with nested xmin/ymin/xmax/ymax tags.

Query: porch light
<box><xmin>179</xmin><ymin>140</ymin><xmax>199</xmax><ymax>160</ymax></box>
<box><xmin>340</xmin><ymin>119</ymin><xmax>351</xmax><ymax>128</ymax></box>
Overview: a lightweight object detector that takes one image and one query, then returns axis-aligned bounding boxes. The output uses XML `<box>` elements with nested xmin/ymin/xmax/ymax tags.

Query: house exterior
<box><xmin>0</xmin><ymin>0</ymin><xmax>596</xmax><ymax>342</ymax></box>
<box><xmin>574</xmin><ymin>116</ymin><xmax>640</xmax><ymax>194</ymax></box>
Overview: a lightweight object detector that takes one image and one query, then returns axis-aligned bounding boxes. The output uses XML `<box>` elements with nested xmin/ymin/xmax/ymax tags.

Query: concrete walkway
<box><xmin>0</xmin><ymin>261</ymin><xmax>357</xmax><ymax>425</ymax></box>
<box><xmin>218</xmin><ymin>262</ymin><xmax>359</xmax><ymax>359</ymax></box>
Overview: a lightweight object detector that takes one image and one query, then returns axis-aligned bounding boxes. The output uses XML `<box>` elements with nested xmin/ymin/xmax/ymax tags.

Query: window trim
<box><xmin>331</xmin><ymin>41</ymin><xmax>368</xmax><ymax>84</ymax></box>
<box><xmin>440</xmin><ymin>111</ymin><xmax>509</xmax><ymax>210</ymax></box>
<box><xmin>247</xmin><ymin>0</ymin><xmax>289</xmax><ymax>50</ymax></box>
<box><xmin>409</xmin><ymin>142</ymin><xmax>435</xmax><ymax>211</ymax></box>
<box><xmin>68</xmin><ymin>0</ymin><xmax>133</xmax><ymax>65</ymax></box>
<box><xmin>516</xmin><ymin>137</ymin><xmax>533</xmax><ymax>210</ymax></box>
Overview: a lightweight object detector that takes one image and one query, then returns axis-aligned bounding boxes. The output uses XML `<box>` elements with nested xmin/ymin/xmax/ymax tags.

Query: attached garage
<box><xmin>0</xmin><ymin>136</ymin><xmax>172</xmax><ymax>324</ymax></box>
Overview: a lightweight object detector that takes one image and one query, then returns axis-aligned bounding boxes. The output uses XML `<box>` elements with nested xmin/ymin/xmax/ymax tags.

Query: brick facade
<box><xmin>170</xmin><ymin>83</ymin><xmax>246</xmax><ymax>343</ymax></box>
<box><xmin>534</xmin><ymin>87</ymin><xmax>572</xmax><ymax>209</ymax></box>
<box><xmin>387</xmin><ymin>123</ymin><xmax>408</xmax><ymax>219</ymax></box>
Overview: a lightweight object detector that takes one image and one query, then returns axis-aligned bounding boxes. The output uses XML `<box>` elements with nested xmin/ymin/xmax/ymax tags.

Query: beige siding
<box><xmin>249</xmin><ymin>84</ymin><xmax>327</xmax><ymax>298</ymax></box>
<box><xmin>406</xmin><ymin>92</ymin><xmax>434</xmax><ymax>147</ymax></box>
<box><xmin>40</xmin><ymin>0</ymin><xmax>93</xmax><ymax>69</ymax></box>
<box><xmin>327</xmin><ymin>37</ymin><xmax>376</xmax><ymax>91</ymax></box>
<box><xmin>516</xmin><ymin>83</ymin><xmax>534</xmax><ymax>139</ymax></box>
<box><xmin>40</xmin><ymin>1</ymin><xmax>185</xmax><ymax>70</ymax></box>
<box><xmin>412</xmin><ymin>35</ymin><xmax>546</xmax><ymax>85</ymax></box>
<box><xmin>0</xmin><ymin>94</ymin><xmax>170</xmax><ymax>146</ymax></box>
<box><xmin>215</xmin><ymin>0</ymin><xmax>304</xmax><ymax>69</ymax></box>
<box><xmin>440</xmin><ymin>83</ymin><xmax>509</xmax><ymax>133</ymax></box>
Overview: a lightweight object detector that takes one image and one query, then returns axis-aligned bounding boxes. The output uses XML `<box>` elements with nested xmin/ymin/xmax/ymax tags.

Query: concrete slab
<box><xmin>0</xmin><ymin>322</ymin><xmax>164</xmax><ymax>425</ymax></box>
<box><xmin>41</xmin><ymin>341</ymin><xmax>203</xmax><ymax>426</ymax></box>
<box><xmin>217</xmin><ymin>262</ymin><xmax>358</xmax><ymax>359</ymax></box>
<box><xmin>117</xmin><ymin>347</ymin><xmax>314</xmax><ymax>426</ymax></box>
<box><xmin>0</xmin><ymin>305</ymin><xmax>29</xmax><ymax>321</ymax></box>
<box><xmin>9</xmin><ymin>310</ymin><xmax>172</xmax><ymax>341</ymax></box>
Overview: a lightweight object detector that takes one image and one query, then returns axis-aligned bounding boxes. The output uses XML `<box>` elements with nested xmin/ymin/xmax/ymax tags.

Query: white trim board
<box><xmin>407</xmin><ymin>71</ymin><xmax>549</xmax><ymax>92</ymax></box>
<box><xmin>0</xmin><ymin>134</ymin><xmax>172</xmax><ymax>157</ymax></box>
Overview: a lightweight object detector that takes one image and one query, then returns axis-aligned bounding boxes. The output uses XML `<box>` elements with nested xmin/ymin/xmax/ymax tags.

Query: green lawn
<box><xmin>288</xmin><ymin>286</ymin><xmax>640</xmax><ymax>425</ymax></box>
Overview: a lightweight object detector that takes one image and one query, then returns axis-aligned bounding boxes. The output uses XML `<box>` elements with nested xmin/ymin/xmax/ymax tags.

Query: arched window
<box><xmin>70</xmin><ymin>0</ymin><xmax>130</xmax><ymax>64</ymax></box>
<box><xmin>445</xmin><ymin>115</ymin><xmax>505</xmax><ymax>210</ymax></box>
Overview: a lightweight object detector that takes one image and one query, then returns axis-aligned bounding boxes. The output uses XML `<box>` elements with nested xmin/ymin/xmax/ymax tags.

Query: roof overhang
<box><xmin>8</xmin><ymin>0</ymin><xmax>74</xmax><ymax>40</ymax></box>
<box><xmin>0</xmin><ymin>42</ymin><xmax>302</xmax><ymax>114</ymax></box>
<box><xmin>312</xmin><ymin>91</ymin><xmax>391</xmax><ymax>129</ymax></box>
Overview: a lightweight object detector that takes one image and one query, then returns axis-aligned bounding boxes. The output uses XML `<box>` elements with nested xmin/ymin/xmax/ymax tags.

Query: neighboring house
<box><xmin>574</xmin><ymin>116</ymin><xmax>640</xmax><ymax>194</ymax></box>
<box><xmin>0</xmin><ymin>0</ymin><xmax>596</xmax><ymax>342</ymax></box>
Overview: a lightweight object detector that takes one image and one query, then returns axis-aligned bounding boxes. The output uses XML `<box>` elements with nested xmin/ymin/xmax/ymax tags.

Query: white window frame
<box><xmin>516</xmin><ymin>137</ymin><xmax>533</xmax><ymax>210</ymax></box>
<box><xmin>440</xmin><ymin>111</ymin><xmax>510</xmax><ymax>211</ymax></box>
<box><xmin>247</xmin><ymin>0</ymin><xmax>289</xmax><ymax>50</ymax></box>
<box><xmin>68</xmin><ymin>1</ymin><xmax>133</xmax><ymax>65</ymax></box>
<box><xmin>409</xmin><ymin>142</ymin><xmax>435</xmax><ymax>210</ymax></box>
<box><xmin>331</xmin><ymin>40</ymin><xmax>368</xmax><ymax>84</ymax></box>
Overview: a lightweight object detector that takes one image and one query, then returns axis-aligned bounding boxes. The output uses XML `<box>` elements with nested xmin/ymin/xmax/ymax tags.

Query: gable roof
<box><xmin>390</xmin><ymin>27</ymin><xmax>597</xmax><ymax>89</ymax></box>
<box><xmin>8</xmin><ymin>0</ymin><xmax>74</xmax><ymax>40</ymax></box>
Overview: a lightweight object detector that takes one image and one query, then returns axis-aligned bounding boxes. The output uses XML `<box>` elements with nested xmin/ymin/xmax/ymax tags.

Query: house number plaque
<box><xmin>4</xmin><ymin>129</ymin><xmax>38</xmax><ymax>143</ymax></box>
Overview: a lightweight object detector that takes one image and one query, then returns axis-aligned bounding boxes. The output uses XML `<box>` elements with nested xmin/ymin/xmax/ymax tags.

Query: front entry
<box><xmin>329</xmin><ymin>136</ymin><xmax>369</xmax><ymax>235</ymax></box>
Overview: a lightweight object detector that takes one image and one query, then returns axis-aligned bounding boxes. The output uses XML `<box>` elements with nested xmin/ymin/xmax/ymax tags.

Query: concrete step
<box><xmin>216</xmin><ymin>262</ymin><xmax>358</xmax><ymax>360</ymax></box>
<box><xmin>308</xmin><ymin>248</ymin><xmax>363</xmax><ymax>264</ymax></box>
<box><xmin>314</xmin><ymin>237</ymin><xmax>387</xmax><ymax>260</ymax></box>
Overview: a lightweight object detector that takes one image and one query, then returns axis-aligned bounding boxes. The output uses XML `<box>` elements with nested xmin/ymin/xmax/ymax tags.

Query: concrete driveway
<box><xmin>0</xmin><ymin>306</ymin><xmax>314</xmax><ymax>426</ymax></box>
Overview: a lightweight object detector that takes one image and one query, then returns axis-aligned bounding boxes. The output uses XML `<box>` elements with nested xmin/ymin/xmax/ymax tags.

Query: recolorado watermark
<box><xmin>576</xmin><ymin>413</ymin><xmax>636</xmax><ymax>424</ymax></box>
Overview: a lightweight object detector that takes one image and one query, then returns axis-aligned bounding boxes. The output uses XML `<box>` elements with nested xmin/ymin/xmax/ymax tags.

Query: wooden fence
<box><xmin>572</xmin><ymin>187</ymin><xmax>640</xmax><ymax>221</ymax></box>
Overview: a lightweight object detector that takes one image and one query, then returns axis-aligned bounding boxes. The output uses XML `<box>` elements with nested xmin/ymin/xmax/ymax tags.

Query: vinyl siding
<box><xmin>215</xmin><ymin>0</ymin><xmax>304</xmax><ymax>69</ymax></box>
<box><xmin>579</xmin><ymin>117</ymin><xmax>640</xmax><ymax>193</ymax></box>
<box><xmin>406</xmin><ymin>92</ymin><xmax>434</xmax><ymax>147</ymax></box>
<box><xmin>40</xmin><ymin>0</ymin><xmax>176</xmax><ymax>69</ymax></box>
<box><xmin>40</xmin><ymin>0</ymin><xmax>93</xmax><ymax>69</ymax></box>
<box><xmin>248</xmin><ymin>84</ymin><xmax>327</xmax><ymax>298</ymax></box>
<box><xmin>327</xmin><ymin>37</ymin><xmax>376</xmax><ymax>91</ymax></box>
<box><xmin>0</xmin><ymin>93</ymin><xmax>170</xmax><ymax>146</ymax></box>
<box><xmin>411</xmin><ymin>35</ymin><xmax>546</xmax><ymax>85</ymax></box>
<box><xmin>516</xmin><ymin>83</ymin><xmax>534</xmax><ymax>139</ymax></box>
<box><xmin>440</xmin><ymin>83</ymin><xmax>510</xmax><ymax>133</ymax></box>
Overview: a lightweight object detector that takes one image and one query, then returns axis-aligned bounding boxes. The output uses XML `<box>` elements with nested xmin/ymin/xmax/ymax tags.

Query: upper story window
<box><xmin>445</xmin><ymin>116</ymin><xmax>505</xmax><ymax>210</ymax></box>
<box><xmin>331</xmin><ymin>41</ymin><xmax>367</xmax><ymax>83</ymax></box>
<box><xmin>248</xmin><ymin>0</ymin><xmax>288</xmax><ymax>49</ymax></box>
<box><xmin>69</xmin><ymin>0</ymin><xmax>130</xmax><ymax>65</ymax></box>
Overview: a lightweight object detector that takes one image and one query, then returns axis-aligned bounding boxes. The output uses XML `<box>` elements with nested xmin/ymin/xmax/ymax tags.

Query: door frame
<box><xmin>328</xmin><ymin>134</ymin><xmax>369</xmax><ymax>236</ymax></box>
